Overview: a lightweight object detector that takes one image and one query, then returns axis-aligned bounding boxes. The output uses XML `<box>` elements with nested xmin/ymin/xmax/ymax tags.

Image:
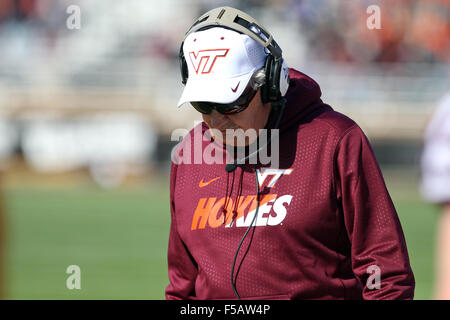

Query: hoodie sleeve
<box><xmin>165</xmin><ymin>163</ymin><xmax>198</xmax><ymax>299</ymax></box>
<box><xmin>335</xmin><ymin>125</ymin><xmax>415</xmax><ymax>300</ymax></box>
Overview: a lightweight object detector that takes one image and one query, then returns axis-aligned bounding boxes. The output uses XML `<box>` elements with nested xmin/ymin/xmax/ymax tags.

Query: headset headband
<box><xmin>184</xmin><ymin>6</ymin><xmax>282</xmax><ymax>59</ymax></box>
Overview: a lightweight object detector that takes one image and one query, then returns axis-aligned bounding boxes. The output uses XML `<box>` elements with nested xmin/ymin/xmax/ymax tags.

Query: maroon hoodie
<box><xmin>165</xmin><ymin>69</ymin><xmax>415</xmax><ymax>300</ymax></box>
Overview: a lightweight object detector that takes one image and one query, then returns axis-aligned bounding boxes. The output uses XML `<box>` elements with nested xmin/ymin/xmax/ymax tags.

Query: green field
<box><xmin>3</xmin><ymin>182</ymin><xmax>171</xmax><ymax>299</ymax></box>
<box><xmin>2</xmin><ymin>169</ymin><xmax>439</xmax><ymax>299</ymax></box>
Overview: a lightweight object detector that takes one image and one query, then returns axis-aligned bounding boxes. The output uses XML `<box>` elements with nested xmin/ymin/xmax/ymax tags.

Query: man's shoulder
<box><xmin>312</xmin><ymin>107</ymin><xmax>359</xmax><ymax>138</ymax></box>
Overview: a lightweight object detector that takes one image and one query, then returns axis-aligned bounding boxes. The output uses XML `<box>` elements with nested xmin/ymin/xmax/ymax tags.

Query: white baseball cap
<box><xmin>178</xmin><ymin>27</ymin><xmax>268</xmax><ymax>107</ymax></box>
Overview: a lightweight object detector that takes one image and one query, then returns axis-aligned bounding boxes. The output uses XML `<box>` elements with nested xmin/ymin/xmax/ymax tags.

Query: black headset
<box><xmin>178</xmin><ymin>6</ymin><xmax>289</xmax><ymax>106</ymax></box>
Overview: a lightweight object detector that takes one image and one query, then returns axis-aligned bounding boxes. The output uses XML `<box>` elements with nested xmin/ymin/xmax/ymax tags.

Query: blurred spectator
<box><xmin>421</xmin><ymin>91</ymin><xmax>450</xmax><ymax>299</ymax></box>
<box><xmin>0</xmin><ymin>0</ymin><xmax>447</xmax><ymax>70</ymax></box>
<box><xmin>294</xmin><ymin>0</ymin><xmax>449</xmax><ymax>63</ymax></box>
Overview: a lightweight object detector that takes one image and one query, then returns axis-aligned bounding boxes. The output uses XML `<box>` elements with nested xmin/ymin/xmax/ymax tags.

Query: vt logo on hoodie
<box><xmin>191</xmin><ymin>168</ymin><xmax>293</xmax><ymax>230</ymax></box>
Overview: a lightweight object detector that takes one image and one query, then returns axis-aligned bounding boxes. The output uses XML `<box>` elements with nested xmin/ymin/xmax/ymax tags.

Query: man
<box><xmin>421</xmin><ymin>92</ymin><xmax>450</xmax><ymax>300</ymax></box>
<box><xmin>166</xmin><ymin>6</ymin><xmax>415</xmax><ymax>300</ymax></box>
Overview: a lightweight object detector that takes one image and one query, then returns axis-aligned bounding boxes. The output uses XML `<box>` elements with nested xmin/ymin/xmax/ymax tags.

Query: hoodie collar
<box><xmin>268</xmin><ymin>68</ymin><xmax>327</xmax><ymax>133</ymax></box>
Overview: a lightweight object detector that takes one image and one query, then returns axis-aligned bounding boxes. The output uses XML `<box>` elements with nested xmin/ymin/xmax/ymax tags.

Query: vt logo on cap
<box><xmin>177</xmin><ymin>27</ymin><xmax>267</xmax><ymax>107</ymax></box>
<box><xmin>189</xmin><ymin>49</ymin><xmax>229</xmax><ymax>74</ymax></box>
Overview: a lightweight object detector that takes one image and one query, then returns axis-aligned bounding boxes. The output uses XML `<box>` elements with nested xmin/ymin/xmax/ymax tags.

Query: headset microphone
<box><xmin>225</xmin><ymin>162</ymin><xmax>239</xmax><ymax>173</ymax></box>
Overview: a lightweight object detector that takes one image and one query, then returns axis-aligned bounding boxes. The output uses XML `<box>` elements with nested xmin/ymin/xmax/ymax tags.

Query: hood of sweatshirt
<box><xmin>276</xmin><ymin>69</ymin><xmax>328</xmax><ymax>132</ymax></box>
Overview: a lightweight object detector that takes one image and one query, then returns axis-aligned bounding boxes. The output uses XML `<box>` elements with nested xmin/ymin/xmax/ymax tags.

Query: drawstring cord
<box><xmin>222</xmin><ymin>169</ymin><xmax>236</xmax><ymax>224</ymax></box>
<box><xmin>231</xmin><ymin>165</ymin><xmax>260</xmax><ymax>300</ymax></box>
<box><xmin>230</xmin><ymin>167</ymin><xmax>244</xmax><ymax>226</ymax></box>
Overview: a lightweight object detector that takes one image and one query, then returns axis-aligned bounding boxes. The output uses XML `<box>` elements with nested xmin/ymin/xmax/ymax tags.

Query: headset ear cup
<box><xmin>278</xmin><ymin>58</ymin><xmax>290</xmax><ymax>97</ymax></box>
<box><xmin>270</xmin><ymin>58</ymin><xmax>282</xmax><ymax>101</ymax></box>
<box><xmin>179</xmin><ymin>43</ymin><xmax>188</xmax><ymax>85</ymax></box>
<box><xmin>261</xmin><ymin>54</ymin><xmax>273</xmax><ymax>103</ymax></box>
<box><xmin>262</xmin><ymin>55</ymin><xmax>285</xmax><ymax>103</ymax></box>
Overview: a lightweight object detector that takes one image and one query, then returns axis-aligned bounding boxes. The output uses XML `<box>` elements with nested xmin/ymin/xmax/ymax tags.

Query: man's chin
<box><xmin>214</xmin><ymin>135</ymin><xmax>255</xmax><ymax>147</ymax></box>
<box><xmin>209</xmin><ymin>129</ymin><xmax>256</xmax><ymax>147</ymax></box>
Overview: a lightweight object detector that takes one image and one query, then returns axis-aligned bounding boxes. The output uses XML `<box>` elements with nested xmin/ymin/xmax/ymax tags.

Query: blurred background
<box><xmin>0</xmin><ymin>0</ymin><xmax>448</xmax><ymax>299</ymax></box>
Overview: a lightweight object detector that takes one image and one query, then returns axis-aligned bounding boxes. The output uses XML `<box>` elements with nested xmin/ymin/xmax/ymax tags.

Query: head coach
<box><xmin>165</xmin><ymin>6</ymin><xmax>415</xmax><ymax>300</ymax></box>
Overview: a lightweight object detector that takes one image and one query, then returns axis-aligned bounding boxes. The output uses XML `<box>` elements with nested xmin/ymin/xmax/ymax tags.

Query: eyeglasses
<box><xmin>190</xmin><ymin>86</ymin><xmax>257</xmax><ymax>115</ymax></box>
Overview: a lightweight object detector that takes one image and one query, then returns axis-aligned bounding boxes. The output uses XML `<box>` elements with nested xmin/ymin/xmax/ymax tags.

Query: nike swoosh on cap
<box><xmin>231</xmin><ymin>81</ymin><xmax>240</xmax><ymax>93</ymax></box>
<box><xmin>199</xmin><ymin>176</ymin><xmax>221</xmax><ymax>188</ymax></box>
